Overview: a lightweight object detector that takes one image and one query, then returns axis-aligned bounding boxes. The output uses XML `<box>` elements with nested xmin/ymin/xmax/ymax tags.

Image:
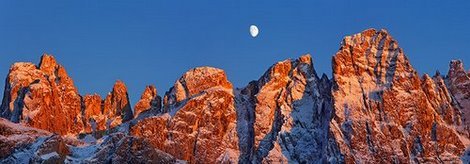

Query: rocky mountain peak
<box><xmin>163</xmin><ymin>66</ymin><xmax>232</xmax><ymax>110</ymax></box>
<box><xmin>236</xmin><ymin>54</ymin><xmax>333</xmax><ymax>163</ymax></box>
<box><xmin>134</xmin><ymin>85</ymin><xmax>162</xmax><ymax>118</ymax></box>
<box><xmin>450</xmin><ymin>59</ymin><xmax>465</xmax><ymax>70</ymax></box>
<box><xmin>446</xmin><ymin>60</ymin><xmax>470</xmax><ymax>137</ymax></box>
<box><xmin>333</xmin><ymin>28</ymin><xmax>413</xmax><ymax>85</ymax></box>
<box><xmin>257</xmin><ymin>54</ymin><xmax>316</xmax><ymax>89</ymax></box>
<box><xmin>38</xmin><ymin>54</ymin><xmax>58</xmax><ymax>74</ymax></box>
<box><xmin>103</xmin><ymin>80</ymin><xmax>133</xmax><ymax>127</ymax></box>
<box><xmin>140</xmin><ymin>85</ymin><xmax>158</xmax><ymax>101</ymax></box>
<box><xmin>0</xmin><ymin>54</ymin><xmax>83</xmax><ymax>135</ymax></box>
<box><xmin>111</xmin><ymin>80</ymin><xmax>128</xmax><ymax>97</ymax></box>
<box><xmin>330</xmin><ymin>29</ymin><xmax>465</xmax><ymax>163</ymax></box>
<box><xmin>448</xmin><ymin>60</ymin><xmax>468</xmax><ymax>83</ymax></box>
<box><xmin>0</xmin><ymin>55</ymin><xmax>140</xmax><ymax>136</ymax></box>
<box><xmin>132</xmin><ymin>66</ymin><xmax>239</xmax><ymax>163</ymax></box>
<box><xmin>179</xmin><ymin>66</ymin><xmax>231</xmax><ymax>95</ymax></box>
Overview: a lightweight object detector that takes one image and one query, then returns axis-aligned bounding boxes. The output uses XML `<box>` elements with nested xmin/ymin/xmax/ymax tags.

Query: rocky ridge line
<box><xmin>0</xmin><ymin>28</ymin><xmax>469</xmax><ymax>163</ymax></box>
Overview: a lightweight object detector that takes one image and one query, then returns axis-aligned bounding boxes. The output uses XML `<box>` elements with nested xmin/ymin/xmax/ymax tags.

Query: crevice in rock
<box><xmin>11</xmin><ymin>87</ymin><xmax>28</xmax><ymax>123</ymax></box>
<box><xmin>254</xmin><ymin>89</ymin><xmax>285</xmax><ymax>163</ymax></box>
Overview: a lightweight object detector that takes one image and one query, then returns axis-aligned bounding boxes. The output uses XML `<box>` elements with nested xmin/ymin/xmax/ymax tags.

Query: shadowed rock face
<box><xmin>83</xmin><ymin>133</ymin><xmax>179</xmax><ymax>163</ymax></box>
<box><xmin>331</xmin><ymin>29</ymin><xmax>465</xmax><ymax>163</ymax></box>
<box><xmin>0</xmin><ymin>118</ymin><xmax>70</xmax><ymax>163</ymax></box>
<box><xmin>236</xmin><ymin>54</ymin><xmax>333</xmax><ymax>163</ymax></box>
<box><xmin>447</xmin><ymin>60</ymin><xmax>470</xmax><ymax>137</ymax></box>
<box><xmin>131</xmin><ymin>67</ymin><xmax>239</xmax><ymax>164</ymax></box>
<box><xmin>0</xmin><ymin>118</ymin><xmax>50</xmax><ymax>159</ymax></box>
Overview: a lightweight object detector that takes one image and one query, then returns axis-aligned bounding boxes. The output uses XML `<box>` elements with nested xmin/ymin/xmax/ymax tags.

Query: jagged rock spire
<box><xmin>103</xmin><ymin>80</ymin><xmax>133</xmax><ymax>128</ymax></box>
<box><xmin>134</xmin><ymin>85</ymin><xmax>162</xmax><ymax>118</ymax></box>
<box><xmin>0</xmin><ymin>53</ymin><xmax>84</xmax><ymax>135</ymax></box>
<box><xmin>446</xmin><ymin>59</ymin><xmax>470</xmax><ymax>137</ymax></box>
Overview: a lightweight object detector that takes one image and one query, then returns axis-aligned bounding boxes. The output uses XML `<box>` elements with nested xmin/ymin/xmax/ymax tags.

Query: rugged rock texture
<box><xmin>0</xmin><ymin>54</ymin><xmax>84</xmax><ymax>135</ymax></box>
<box><xmin>422</xmin><ymin>73</ymin><xmax>461</xmax><ymax>127</ymax></box>
<box><xmin>81</xmin><ymin>81</ymin><xmax>134</xmax><ymax>135</ymax></box>
<box><xmin>447</xmin><ymin>60</ymin><xmax>470</xmax><ymax>137</ymax></box>
<box><xmin>330</xmin><ymin>29</ymin><xmax>465</xmax><ymax>163</ymax></box>
<box><xmin>1</xmin><ymin>29</ymin><xmax>469</xmax><ymax>163</ymax></box>
<box><xmin>0</xmin><ymin>118</ymin><xmax>71</xmax><ymax>163</ymax></box>
<box><xmin>0</xmin><ymin>118</ymin><xmax>180</xmax><ymax>163</ymax></box>
<box><xmin>78</xmin><ymin>133</ymin><xmax>180</xmax><ymax>163</ymax></box>
<box><xmin>0</xmin><ymin>118</ymin><xmax>50</xmax><ymax>159</ymax></box>
<box><xmin>103</xmin><ymin>80</ymin><xmax>134</xmax><ymax>129</ymax></box>
<box><xmin>82</xmin><ymin>94</ymin><xmax>106</xmax><ymax>134</ymax></box>
<box><xmin>30</xmin><ymin>135</ymin><xmax>71</xmax><ymax>163</ymax></box>
<box><xmin>236</xmin><ymin>55</ymin><xmax>333</xmax><ymax>163</ymax></box>
<box><xmin>134</xmin><ymin>85</ymin><xmax>162</xmax><ymax>118</ymax></box>
<box><xmin>0</xmin><ymin>55</ymin><xmax>134</xmax><ymax>136</ymax></box>
<box><xmin>131</xmin><ymin>67</ymin><xmax>239</xmax><ymax>163</ymax></box>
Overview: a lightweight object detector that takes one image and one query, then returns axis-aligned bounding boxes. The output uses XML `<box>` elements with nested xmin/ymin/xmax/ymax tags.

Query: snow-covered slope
<box><xmin>0</xmin><ymin>118</ymin><xmax>182</xmax><ymax>163</ymax></box>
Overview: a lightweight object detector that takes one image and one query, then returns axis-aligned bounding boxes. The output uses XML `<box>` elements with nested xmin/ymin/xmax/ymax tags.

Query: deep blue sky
<box><xmin>1</xmin><ymin>1</ymin><xmax>469</xmax><ymax>105</ymax></box>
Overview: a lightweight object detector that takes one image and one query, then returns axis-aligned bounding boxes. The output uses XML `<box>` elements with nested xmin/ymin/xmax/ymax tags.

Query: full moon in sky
<box><xmin>250</xmin><ymin>25</ymin><xmax>259</xmax><ymax>38</ymax></box>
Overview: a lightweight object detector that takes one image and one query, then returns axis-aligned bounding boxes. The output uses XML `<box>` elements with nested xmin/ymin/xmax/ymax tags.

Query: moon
<box><xmin>250</xmin><ymin>25</ymin><xmax>259</xmax><ymax>38</ymax></box>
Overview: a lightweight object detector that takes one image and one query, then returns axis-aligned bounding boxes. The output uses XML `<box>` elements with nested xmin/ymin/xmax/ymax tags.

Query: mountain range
<box><xmin>1</xmin><ymin>28</ymin><xmax>469</xmax><ymax>163</ymax></box>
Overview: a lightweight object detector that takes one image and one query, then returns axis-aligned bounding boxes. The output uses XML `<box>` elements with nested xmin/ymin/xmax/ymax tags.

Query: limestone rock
<box><xmin>82</xmin><ymin>94</ymin><xmax>106</xmax><ymax>134</ymax></box>
<box><xmin>0</xmin><ymin>54</ymin><xmax>84</xmax><ymax>135</ymax></box>
<box><xmin>84</xmin><ymin>133</ymin><xmax>180</xmax><ymax>163</ymax></box>
<box><xmin>134</xmin><ymin>85</ymin><xmax>162</xmax><ymax>118</ymax></box>
<box><xmin>1</xmin><ymin>29</ymin><xmax>469</xmax><ymax>163</ymax></box>
<box><xmin>446</xmin><ymin>60</ymin><xmax>470</xmax><ymax>137</ymax></box>
<box><xmin>236</xmin><ymin>54</ymin><xmax>333</xmax><ymax>163</ymax></box>
<box><xmin>330</xmin><ymin>29</ymin><xmax>465</xmax><ymax>163</ymax></box>
<box><xmin>132</xmin><ymin>67</ymin><xmax>239</xmax><ymax>163</ymax></box>
<box><xmin>103</xmin><ymin>80</ymin><xmax>133</xmax><ymax>129</ymax></box>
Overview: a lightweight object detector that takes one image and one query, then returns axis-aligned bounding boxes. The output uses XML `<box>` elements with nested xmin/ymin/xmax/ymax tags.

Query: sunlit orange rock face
<box><xmin>82</xmin><ymin>81</ymin><xmax>134</xmax><ymax>133</ymax></box>
<box><xmin>131</xmin><ymin>67</ymin><xmax>239</xmax><ymax>164</ymax></box>
<box><xmin>82</xmin><ymin>94</ymin><xmax>106</xmax><ymax>133</ymax></box>
<box><xmin>0</xmin><ymin>55</ymin><xmax>134</xmax><ymax>136</ymax></box>
<box><xmin>0</xmin><ymin>54</ymin><xmax>84</xmax><ymax>135</ymax></box>
<box><xmin>133</xmin><ymin>85</ymin><xmax>162</xmax><ymax>118</ymax></box>
<box><xmin>330</xmin><ymin>29</ymin><xmax>465</xmax><ymax>163</ymax></box>
<box><xmin>103</xmin><ymin>80</ymin><xmax>134</xmax><ymax>128</ymax></box>
<box><xmin>421</xmin><ymin>74</ymin><xmax>461</xmax><ymax>127</ymax></box>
